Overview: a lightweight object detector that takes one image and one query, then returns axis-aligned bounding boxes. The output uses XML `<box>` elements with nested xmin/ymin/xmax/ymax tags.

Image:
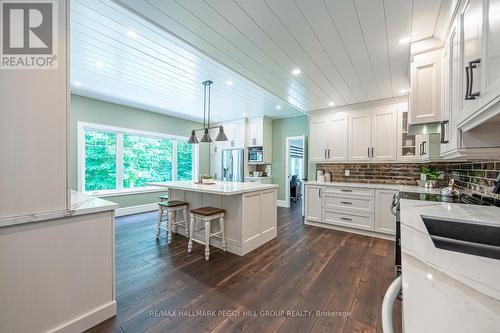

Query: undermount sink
<box><xmin>421</xmin><ymin>215</ymin><xmax>500</xmax><ymax>260</ymax></box>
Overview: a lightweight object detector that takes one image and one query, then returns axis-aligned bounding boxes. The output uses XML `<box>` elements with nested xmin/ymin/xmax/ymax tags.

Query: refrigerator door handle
<box><xmin>381</xmin><ymin>276</ymin><xmax>402</xmax><ymax>333</ymax></box>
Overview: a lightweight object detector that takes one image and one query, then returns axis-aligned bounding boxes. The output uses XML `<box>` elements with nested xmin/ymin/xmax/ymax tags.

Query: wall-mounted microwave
<box><xmin>248</xmin><ymin>146</ymin><xmax>263</xmax><ymax>163</ymax></box>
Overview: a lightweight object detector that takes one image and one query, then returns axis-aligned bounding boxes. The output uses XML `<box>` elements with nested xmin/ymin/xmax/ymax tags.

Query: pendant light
<box><xmin>188</xmin><ymin>80</ymin><xmax>228</xmax><ymax>144</ymax></box>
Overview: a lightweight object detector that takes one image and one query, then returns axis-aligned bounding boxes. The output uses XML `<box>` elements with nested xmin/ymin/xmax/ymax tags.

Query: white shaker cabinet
<box><xmin>410</xmin><ymin>50</ymin><xmax>442</xmax><ymax>125</ymax></box>
<box><xmin>371</xmin><ymin>106</ymin><xmax>397</xmax><ymax>161</ymax></box>
<box><xmin>348</xmin><ymin>110</ymin><xmax>372</xmax><ymax>161</ymax></box>
<box><xmin>305</xmin><ymin>185</ymin><xmax>322</xmax><ymax>222</ymax></box>
<box><xmin>309</xmin><ymin>117</ymin><xmax>329</xmax><ymax>161</ymax></box>
<box><xmin>374</xmin><ymin>190</ymin><xmax>397</xmax><ymax>235</ymax></box>
<box><xmin>309</xmin><ymin>113</ymin><xmax>347</xmax><ymax>162</ymax></box>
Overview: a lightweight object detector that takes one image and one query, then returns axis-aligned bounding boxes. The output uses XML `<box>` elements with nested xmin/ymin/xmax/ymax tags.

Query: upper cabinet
<box><xmin>455</xmin><ymin>0</ymin><xmax>500</xmax><ymax>130</ymax></box>
<box><xmin>310</xmin><ymin>102</ymin><xmax>399</xmax><ymax>164</ymax></box>
<box><xmin>349</xmin><ymin>106</ymin><xmax>397</xmax><ymax>162</ymax></box>
<box><xmin>438</xmin><ymin>0</ymin><xmax>500</xmax><ymax>159</ymax></box>
<box><xmin>246</xmin><ymin>117</ymin><xmax>272</xmax><ymax>164</ymax></box>
<box><xmin>310</xmin><ymin>113</ymin><xmax>348</xmax><ymax>162</ymax></box>
<box><xmin>409</xmin><ymin>50</ymin><xmax>442</xmax><ymax>125</ymax></box>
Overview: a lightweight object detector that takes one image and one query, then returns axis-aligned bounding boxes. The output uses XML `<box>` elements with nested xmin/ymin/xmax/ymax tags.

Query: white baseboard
<box><xmin>116</xmin><ymin>203</ymin><xmax>157</xmax><ymax>217</ymax></box>
<box><xmin>277</xmin><ymin>200</ymin><xmax>289</xmax><ymax>208</ymax></box>
<box><xmin>50</xmin><ymin>301</ymin><xmax>116</xmax><ymax>333</ymax></box>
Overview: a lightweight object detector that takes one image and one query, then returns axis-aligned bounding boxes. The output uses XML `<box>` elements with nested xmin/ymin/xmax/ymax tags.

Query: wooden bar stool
<box><xmin>156</xmin><ymin>200</ymin><xmax>189</xmax><ymax>244</ymax></box>
<box><xmin>188</xmin><ymin>207</ymin><xmax>226</xmax><ymax>260</ymax></box>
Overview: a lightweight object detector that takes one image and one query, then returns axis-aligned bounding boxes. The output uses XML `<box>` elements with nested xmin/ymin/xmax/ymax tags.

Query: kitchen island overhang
<box><xmin>148</xmin><ymin>181</ymin><xmax>278</xmax><ymax>256</ymax></box>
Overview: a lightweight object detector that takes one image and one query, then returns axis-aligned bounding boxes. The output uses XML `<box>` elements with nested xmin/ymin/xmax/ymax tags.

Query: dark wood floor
<box><xmin>86</xmin><ymin>202</ymin><xmax>401</xmax><ymax>333</ymax></box>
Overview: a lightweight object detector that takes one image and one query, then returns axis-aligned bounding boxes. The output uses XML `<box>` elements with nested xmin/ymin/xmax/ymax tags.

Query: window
<box><xmin>78</xmin><ymin>122</ymin><xmax>198</xmax><ymax>195</ymax></box>
<box><xmin>84</xmin><ymin>130</ymin><xmax>116</xmax><ymax>191</ymax></box>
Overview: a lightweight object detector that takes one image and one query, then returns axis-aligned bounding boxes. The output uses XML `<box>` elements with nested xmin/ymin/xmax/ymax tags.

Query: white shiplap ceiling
<box><xmin>71</xmin><ymin>0</ymin><xmax>305</xmax><ymax>122</ymax></box>
<box><xmin>72</xmin><ymin>0</ymin><xmax>443</xmax><ymax>122</ymax></box>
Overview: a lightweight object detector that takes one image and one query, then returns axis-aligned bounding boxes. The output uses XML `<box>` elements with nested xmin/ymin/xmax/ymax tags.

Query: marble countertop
<box><xmin>0</xmin><ymin>191</ymin><xmax>118</xmax><ymax>228</ymax></box>
<box><xmin>304</xmin><ymin>181</ymin><xmax>442</xmax><ymax>194</ymax></box>
<box><xmin>147</xmin><ymin>181</ymin><xmax>278</xmax><ymax>195</ymax></box>
<box><xmin>70</xmin><ymin>191</ymin><xmax>119</xmax><ymax>216</ymax></box>
<box><xmin>244</xmin><ymin>176</ymin><xmax>272</xmax><ymax>179</ymax></box>
<box><xmin>400</xmin><ymin>199</ymin><xmax>500</xmax><ymax>332</ymax></box>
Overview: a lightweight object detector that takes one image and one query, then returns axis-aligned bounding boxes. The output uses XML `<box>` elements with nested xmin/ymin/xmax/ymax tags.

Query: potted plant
<box><xmin>419</xmin><ymin>166</ymin><xmax>443</xmax><ymax>188</ymax></box>
<box><xmin>199</xmin><ymin>174</ymin><xmax>214</xmax><ymax>184</ymax></box>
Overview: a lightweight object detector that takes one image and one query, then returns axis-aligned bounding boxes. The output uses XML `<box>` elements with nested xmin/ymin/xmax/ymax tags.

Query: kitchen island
<box><xmin>148</xmin><ymin>181</ymin><xmax>278</xmax><ymax>256</ymax></box>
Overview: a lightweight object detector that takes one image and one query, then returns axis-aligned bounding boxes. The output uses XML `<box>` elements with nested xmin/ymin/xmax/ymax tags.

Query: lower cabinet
<box><xmin>305</xmin><ymin>185</ymin><xmax>322</xmax><ymax>222</ymax></box>
<box><xmin>375</xmin><ymin>190</ymin><xmax>398</xmax><ymax>235</ymax></box>
<box><xmin>305</xmin><ymin>184</ymin><xmax>396</xmax><ymax>237</ymax></box>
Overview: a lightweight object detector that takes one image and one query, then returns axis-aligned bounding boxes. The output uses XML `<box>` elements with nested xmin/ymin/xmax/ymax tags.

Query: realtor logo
<box><xmin>1</xmin><ymin>0</ymin><xmax>58</xmax><ymax>69</ymax></box>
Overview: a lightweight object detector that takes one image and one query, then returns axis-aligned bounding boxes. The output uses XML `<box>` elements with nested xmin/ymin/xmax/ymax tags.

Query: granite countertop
<box><xmin>147</xmin><ymin>181</ymin><xmax>278</xmax><ymax>195</ymax></box>
<box><xmin>400</xmin><ymin>199</ymin><xmax>500</xmax><ymax>332</ymax></box>
<box><xmin>304</xmin><ymin>181</ymin><xmax>442</xmax><ymax>194</ymax></box>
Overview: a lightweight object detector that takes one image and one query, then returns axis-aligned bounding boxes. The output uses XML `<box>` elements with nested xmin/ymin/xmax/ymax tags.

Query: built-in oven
<box><xmin>248</xmin><ymin>146</ymin><xmax>263</xmax><ymax>163</ymax></box>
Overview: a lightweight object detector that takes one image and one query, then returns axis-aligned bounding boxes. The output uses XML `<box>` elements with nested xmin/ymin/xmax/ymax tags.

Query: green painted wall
<box><xmin>69</xmin><ymin>94</ymin><xmax>209</xmax><ymax>208</ymax></box>
<box><xmin>271</xmin><ymin>115</ymin><xmax>314</xmax><ymax>201</ymax></box>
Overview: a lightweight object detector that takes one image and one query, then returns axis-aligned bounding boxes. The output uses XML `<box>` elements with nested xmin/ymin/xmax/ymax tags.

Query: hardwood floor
<box><xmin>86</xmin><ymin>202</ymin><xmax>401</xmax><ymax>333</ymax></box>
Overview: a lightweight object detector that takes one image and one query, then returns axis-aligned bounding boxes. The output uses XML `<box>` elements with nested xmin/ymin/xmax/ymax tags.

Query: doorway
<box><xmin>285</xmin><ymin>136</ymin><xmax>305</xmax><ymax>213</ymax></box>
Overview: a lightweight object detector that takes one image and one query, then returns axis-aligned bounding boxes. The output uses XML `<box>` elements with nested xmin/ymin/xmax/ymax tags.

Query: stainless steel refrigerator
<box><xmin>221</xmin><ymin>149</ymin><xmax>244</xmax><ymax>182</ymax></box>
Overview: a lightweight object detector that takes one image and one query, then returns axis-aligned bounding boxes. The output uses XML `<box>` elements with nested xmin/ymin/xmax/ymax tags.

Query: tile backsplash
<box><xmin>316</xmin><ymin>161</ymin><xmax>500</xmax><ymax>199</ymax></box>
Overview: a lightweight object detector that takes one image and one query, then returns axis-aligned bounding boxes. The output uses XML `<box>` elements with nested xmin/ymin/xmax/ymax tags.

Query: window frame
<box><xmin>77</xmin><ymin>121</ymin><xmax>198</xmax><ymax>196</ymax></box>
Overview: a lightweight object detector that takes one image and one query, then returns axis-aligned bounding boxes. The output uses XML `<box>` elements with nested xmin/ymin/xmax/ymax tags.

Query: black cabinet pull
<box><xmin>440</xmin><ymin>121</ymin><xmax>449</xmax><ymax>144</ymax></box>
<box><xmin>340</xmin><ymin>201</ymin><xmax>353</xmax><ymax>205</ymax></box>
<box><xmin>341</xmin><ymin>189</ymin><xmax>352</xmax><ymax>192</ymax></box>
<box><xmin>340</xmin><ymin>217</ymin><xmax>352</xmax><ymax>221</ymax></box>
<box><xmin>371</xmin><ymin>147</ymin><xmax>374</xmax><ymax>158</ymax></box>
<box><xmin>422</xmin><ymin>141</ymin><xmax>426</xmax><ymax>155</ymax></box>
<box><xmin>465</xmin><ymin>58</ymin><xmax>481</xmax><ymax>100</ymax></box>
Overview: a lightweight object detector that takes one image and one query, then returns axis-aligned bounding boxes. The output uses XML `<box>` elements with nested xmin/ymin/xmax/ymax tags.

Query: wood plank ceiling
<box><xmin>72</xmin><ymin>0</ymin><xmax>443</xmax><ymax>122</ymax></box>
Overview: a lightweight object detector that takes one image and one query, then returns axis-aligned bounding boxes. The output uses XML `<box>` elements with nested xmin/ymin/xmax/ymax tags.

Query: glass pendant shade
<box><xmin>188</xmin><ymin>130</ymin><xmax>199</xmax><ymax>144</ymax></box>
<box><xmin>215</xmin><ymin>126</ymin><xmax>228</xmax><ymax>141</ymax></box>
<box><xmin>200</xmin><ymin>128</ymin><xmax>212</xmax><ymax>143</ymax></box>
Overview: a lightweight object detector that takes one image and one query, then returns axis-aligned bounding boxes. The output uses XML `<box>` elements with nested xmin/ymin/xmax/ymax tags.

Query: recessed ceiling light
<box><xmin>242</xmin><ymin>113</ymin><xmax>247</xmax><ymax>116</ymax></box>
<box><xmin>73</xmin><ymin>81</ymin><xmax>82</xmax><ymax>87</ymax></box>
<box><xmin>399</xmin><ymin>88</ymin><xmax>409</xmax><ymax>95</ymax></box>
<box><xmin>95</xmin><ymin>61</ymin><xmax>104</xmax><ymax>68</ymax></box>
<box><xmin>328</xmin><ymin>101</ymin><xmax>335</xmax><ymax>107</ymax></box>
<box><xmin>226</xmin><ymin>80</ymin><xmax>233</xmax><ymax>86</ymax></box>
<box><xmin>292</xmin><ymin>68</ymin><xmax>301</xmax><ymax>76</ymax></box>
<box><xmin>276</xmin><ymin>105</ymin><xmax>282</xmax><ymax>110</ymax></box>
<box><xmin>398</xmin><ymin>36</ymin><xmax>412</xmax><ymax>44</ymax></box>
<box><xmin>127</xmin><ymin>30</ymin><xmax>137</xmax><ymax>39</ymax></box>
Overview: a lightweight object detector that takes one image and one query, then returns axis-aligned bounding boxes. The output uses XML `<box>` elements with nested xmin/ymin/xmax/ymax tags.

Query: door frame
<box><xmin>285</xmin><ymin>135</ymin><xmax>305</xmax><ymax>210</ymax></box>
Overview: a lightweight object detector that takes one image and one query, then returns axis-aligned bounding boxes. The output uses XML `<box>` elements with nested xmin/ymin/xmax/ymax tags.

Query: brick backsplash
<box><xmin>316</xmin><ymin>161</ymin><xmax>500</xmax><ymax>199</ymax></box>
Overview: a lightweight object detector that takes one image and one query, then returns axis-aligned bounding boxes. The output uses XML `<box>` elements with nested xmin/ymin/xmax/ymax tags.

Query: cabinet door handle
<box><xmin>422</xmin><ymin>141</ymin><xmax>426</xmax><ymax>155</ymax></box>
<box><xmin>319</xmin><ymin>188</ymin><xmax>322</xmax><ymax>197</ymax></box>
<box><xmin>465</xmin><ymin>58</ymin><xmax>481</xmax><ymax>100</ymax></box>
<box><xmin>341</xmin><ymin>189</ymin><xmax>352</xmax><ymax>192</ymax></box>
<box><xmin>440</xmin><ymin>120</ymin><xmax>449</xmax><ymax>144</ymax></box>
<box><xmin>367</xmin><ymin>147</ymin><xmax>370</xmax><ymax>158</ymax></box>
<box><xmin>340</xmin><ymin>201</ymin><xmax>353</xmax><ymax>205</ymax></box>
<box><xmin>340</xmin><ymin>217</ymin><xmax>352</xmax><ymax>221</ymax></box>
<box><xmin>324</xmin><ymin>149</ymin><xmax>327</xmax><ymax>159</ymax></box>
<box><xmin>328</xmin><ymin>149</ymin><xmax>331</xmax><ymax>159</ymax></box>
<box><xmin>371</xmin><ymin>147</ymin><xmax>374</xmax><ymax>158</ymax></box>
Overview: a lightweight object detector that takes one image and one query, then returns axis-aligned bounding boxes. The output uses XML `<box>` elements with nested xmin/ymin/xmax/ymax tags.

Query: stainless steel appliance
<box><xmin>248</xmin><ymin>146</ymin><xmax>263</xmax><ymax>163</ymax></box>
<box><xmin>222</xmin><ymin>149</ymin><xmax>244</xmax><ymax>182</ymax></box>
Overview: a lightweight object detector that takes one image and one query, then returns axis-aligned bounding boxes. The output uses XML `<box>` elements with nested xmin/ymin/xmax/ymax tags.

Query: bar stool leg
<box><xmin>188</xmin><ymin>215</ymin><xmax>195</xmax><ymax>253</ymax></box>
<box><xmin>220</xmin><ymin>216</ymin><xmax>226</xmax><ymax>252</ymax></box>
<box><xmin>156</xmin><ymin>206</ymin><xmax>163</xmax><ymax>239</ymax></box>
<box><xmin>184</xmin><ymin>208</ymin><xmax>189</xmax><ymax>236</ymax></box>
<box><xmin>204</xmin><ymin>219</ymin><xmax>210</xmax><ymax>261</ymax></box>
<box><xmin>167</xmin><ymin>210</ymin><xmax>174</xmax><ymax>244</ymax></box>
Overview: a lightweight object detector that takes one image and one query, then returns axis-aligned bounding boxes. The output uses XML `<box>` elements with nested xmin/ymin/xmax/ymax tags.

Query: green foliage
<box><xmin>123</xmin><ymin>134</ymin><xmax>173</xmax><ymax>188</ymax></box>
<box><xmin>85</xmin><ymin>130</ymin><xmax>116</xmax><ymax>191</ymax></box>
<box><xmin>420</xmin><ymin>166</ymin><xmax>443</xmax><ymax>180</ymax></box>
<box><xmin>84</xmin><ymin>130</ymin><xmax>193</xmax><ymax>191</ymax></box>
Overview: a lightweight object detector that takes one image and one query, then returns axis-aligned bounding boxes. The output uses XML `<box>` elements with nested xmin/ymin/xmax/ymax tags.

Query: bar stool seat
<box><xmin>158</xmin><ymin>195</ymin><xmax>168</xmax><ymax>202</ymax></box>
<box><xmin>156</xmin><ymin>200</ymin><xmax>189</xmax><ymax>244</ymax></box>
<box><xmin>188</xmin><ymin>207</ymin><xmax>226</xmax><ymax>260</ymax></box>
